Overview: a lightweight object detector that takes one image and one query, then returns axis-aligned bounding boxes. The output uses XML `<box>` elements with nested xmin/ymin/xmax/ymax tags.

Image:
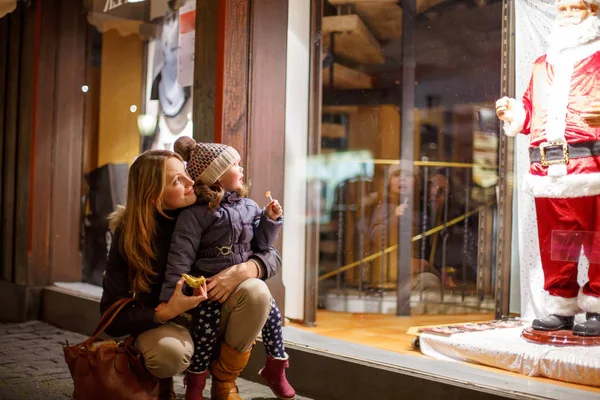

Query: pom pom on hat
<box><xmin>174</xmin><ymin>136</ymin><xmax>197</xmax><ymax>162</ymax></box>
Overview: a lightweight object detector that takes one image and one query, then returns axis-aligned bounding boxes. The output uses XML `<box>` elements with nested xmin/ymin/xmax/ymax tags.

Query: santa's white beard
<box><xmin>547</xmin><ymin>15</ymin><xmax>600</xmax><ymax>53</ymax></box>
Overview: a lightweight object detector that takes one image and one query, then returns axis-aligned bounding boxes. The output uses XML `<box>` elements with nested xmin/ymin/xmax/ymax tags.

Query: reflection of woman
<box><xmin>424</xmin><ymin>169</ymin><xmax>476</xmax><ymax>283</ymax></box>
<box><xmin>101</xmin><ymin>150</ymin><xmax>280</xmax><ymax>399</ymax></box>
<box><xmin>370</xmin><ymin>163</ymin><xmax>441</xmax><ymax>292</ymax></box>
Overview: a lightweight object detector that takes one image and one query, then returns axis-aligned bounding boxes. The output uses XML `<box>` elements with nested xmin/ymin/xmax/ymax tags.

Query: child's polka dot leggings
<box><xmin>188</xmin><ymin>297</ymin><xmax>285</xmax><ymax>373</ymax></box>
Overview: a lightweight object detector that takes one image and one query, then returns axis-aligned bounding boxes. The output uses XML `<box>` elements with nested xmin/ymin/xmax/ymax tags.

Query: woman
<box><xmin>370</xmin><ymin>163</ymin><xmax>441</xmax><ymax>293</ymax></box>
<box><xmin>100</xmin><ymin>149</ymin><xmax>280</xmax><ymax>400</ymax></box>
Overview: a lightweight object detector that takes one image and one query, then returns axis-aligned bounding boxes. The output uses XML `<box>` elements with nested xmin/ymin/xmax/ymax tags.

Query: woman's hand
<box><xmin>155</xmin><ymin>278</ymin><xmax>208</xmax><ymax>322</ymax></box>
<box><xmin>206</xmin><ymin>262</ymin><xmax>257</xmax><ymax>303</ymax></box>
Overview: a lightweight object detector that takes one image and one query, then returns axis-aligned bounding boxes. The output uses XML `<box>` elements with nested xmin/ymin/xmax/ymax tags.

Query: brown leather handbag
<box><xmin>63</xmin><ymin>297</ymin><xmax>159</xmax><ymax>400</ymax></box>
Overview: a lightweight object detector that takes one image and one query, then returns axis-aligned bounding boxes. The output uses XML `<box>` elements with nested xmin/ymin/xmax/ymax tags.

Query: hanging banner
<box><xmin>93</xmin><ymin>0</ymin><xmax>145</xmax><ymax>19</ymax></box>
<box><xmin>89</xmin><ymin>0</ymin><xmax>156</xmax><ymax>38</ymax></box>
<box><xmin>178</xmin><ymin>1</ymin><xmax>196</xmax><ymax>88</ymax></box>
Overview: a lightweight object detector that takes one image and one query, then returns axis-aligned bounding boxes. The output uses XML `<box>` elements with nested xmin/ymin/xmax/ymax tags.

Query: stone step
<box><xmin>41</xmin><ymin>285</ymin><xmax>596</xmax><ymax>400</ymax></box>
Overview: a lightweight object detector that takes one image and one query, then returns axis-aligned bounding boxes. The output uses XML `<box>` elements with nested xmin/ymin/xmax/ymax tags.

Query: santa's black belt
<box><xmin>529</xmin><ymin>140</ymin><xmax>600</xmax><ymax>166</ymax></box>
<box><xmin>198</xmin><ymin>242</ymin><xmax>251</xmax><ymax>258</ymax></box>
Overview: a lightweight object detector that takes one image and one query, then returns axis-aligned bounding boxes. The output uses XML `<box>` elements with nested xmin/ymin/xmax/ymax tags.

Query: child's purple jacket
<box><xmin>159</xmin><ymin>191</ymin><xmax>282</xmax><ymax>301</ymax></box>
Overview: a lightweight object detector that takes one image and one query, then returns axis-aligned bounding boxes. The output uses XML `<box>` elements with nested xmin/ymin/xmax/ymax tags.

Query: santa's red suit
<box><xmin>507</xmin><ymin>39</ymin><xmax>600</xmax><ymax>317</ymax></box>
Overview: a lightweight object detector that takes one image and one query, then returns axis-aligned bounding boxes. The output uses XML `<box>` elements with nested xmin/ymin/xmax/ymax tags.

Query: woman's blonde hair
<box><xmin>109</xmin><ymin>150</ymin><xmax>183</xmax><ymax>294</ymax></box>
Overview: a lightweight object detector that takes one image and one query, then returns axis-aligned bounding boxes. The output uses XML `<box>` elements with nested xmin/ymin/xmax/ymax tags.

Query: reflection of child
<box><xmin>159</xmin><ymin>137</ymin><xmax>295</xmax><ymax>400</ymax></box>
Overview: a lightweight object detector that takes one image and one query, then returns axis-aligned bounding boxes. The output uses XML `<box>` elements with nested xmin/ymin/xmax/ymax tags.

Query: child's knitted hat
<box><xmin>173</xmin><ymin>136</ymin><xmax>240</xmax><ymax>185</ymax></box>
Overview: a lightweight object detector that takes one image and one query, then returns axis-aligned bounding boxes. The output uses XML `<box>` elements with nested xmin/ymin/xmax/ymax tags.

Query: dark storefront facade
<box><xmin>0</xmin><ymin>0</ymin><xmax>290</xmax><ymax>323</ymax></box>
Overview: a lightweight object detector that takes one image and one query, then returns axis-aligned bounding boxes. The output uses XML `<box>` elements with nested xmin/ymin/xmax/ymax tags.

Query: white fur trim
<box><xmin>187</xmin><ymin>369</ymin><xmax>209</xmax><ymax>374</ymax></box>
<box><xmin>502</xmin><ymin>101</ymin><xmax>526</xmax><ymax>137</ymax></box>
<box><xmin>545</xmin><ymin>61</ymin><xmax>573</xmax><ymax>143</ymax></box>
<box><xmin>547</xmin><ymin>164</ymin><xmax>567</xmax><ymax>177</ymax></box>
<box><xmin>547</xmin><ymin>36</ymin><xmax>600</xmax><ymax>65</ymax></box>
<box><xmin>545</xmin><ymin>292</ymin><xmax>581</xmax><ymax>316</ymax></box>
<box><xmin>272</xmin><ymin>352</ymin><xmax>289</xmax><ymax>361</ymax></box>
<box><xmin>523</xmin><ymin>172</ymin><xmax>600</xmax><ymax>198</ymax></box>
<box><xmin>578</xmin><ymin>287</ymin><xmax>600</xmax><ymax>313</ymax></box>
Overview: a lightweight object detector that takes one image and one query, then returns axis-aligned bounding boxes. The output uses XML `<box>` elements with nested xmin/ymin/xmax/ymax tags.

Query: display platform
<box><xmin>522</xmin><ymin>326</ymin><xmax>600</xmax><ymax>346</ymax></box>
<box><xmin>419</xmin><ymin>325</ymin><xmax>600</xmax><ymax>387</ymax></box>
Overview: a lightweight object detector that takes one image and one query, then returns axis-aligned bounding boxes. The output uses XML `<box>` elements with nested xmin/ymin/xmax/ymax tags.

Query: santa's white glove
<box><xmin>496</xmin><ymin>96</ymin><xmax>526</xmax><ymax>137</ymax></box>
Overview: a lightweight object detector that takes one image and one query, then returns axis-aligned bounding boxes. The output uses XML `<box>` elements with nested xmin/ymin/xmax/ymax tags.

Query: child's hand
<box><xmin>395</xmin><ymin>198</ymin><xmax>409</xmax><ymax>217</ymax></box>
<box><xmin>266</xmin><ymin>200</ymin><xmax>283</xmax><ymax>220</ymax></box>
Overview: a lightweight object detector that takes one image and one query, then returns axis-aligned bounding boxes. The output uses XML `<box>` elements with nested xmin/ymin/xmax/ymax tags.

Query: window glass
<box><xmin>315</xmin><ymin>0</ymin><xmax>502</xmax><ymax>315</ymax></box>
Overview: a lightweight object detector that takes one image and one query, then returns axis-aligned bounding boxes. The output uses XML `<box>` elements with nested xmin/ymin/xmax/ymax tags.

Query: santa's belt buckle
<box><xmin>216</xmin><ymin>245</ymin><xmax>232</xmax><ymax>256</ymax></box>
<box><xmin>540</xmin><ymin>141</ymin><xmax>569</xmax><ymax>167</ymax></box>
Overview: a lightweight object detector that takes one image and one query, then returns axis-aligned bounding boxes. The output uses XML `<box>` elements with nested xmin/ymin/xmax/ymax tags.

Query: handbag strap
<box><xmin>87</xmin><ymin>297</ymin><xmax>137</xmax><ymax>343</ymax></box>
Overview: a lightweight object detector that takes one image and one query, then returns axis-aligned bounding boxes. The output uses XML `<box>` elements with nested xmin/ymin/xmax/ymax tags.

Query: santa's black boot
<box><xmin>532</xmin><ymin>314</ymin><xmax>574</xmax><ymax>331</ymax></box>
<box><xmin>573</xmin><ymin>313</ymin><xmax>600</xmax><ymax>337</ymax></box>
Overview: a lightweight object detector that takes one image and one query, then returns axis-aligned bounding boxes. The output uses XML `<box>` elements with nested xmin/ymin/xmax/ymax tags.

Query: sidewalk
<box><xmin>0</xmin><ymin>321</ymin><xmax>312</xmax><ymax>400</ymax></box>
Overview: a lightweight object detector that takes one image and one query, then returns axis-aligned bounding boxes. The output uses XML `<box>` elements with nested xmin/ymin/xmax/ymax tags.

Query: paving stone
<box><xmin>0</xmin><ymin>321</ymin><xmax>314</xmax><ymax>400</ymax></box>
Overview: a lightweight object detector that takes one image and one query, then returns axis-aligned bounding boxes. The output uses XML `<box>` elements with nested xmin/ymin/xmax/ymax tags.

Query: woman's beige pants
<box><xmin>135</xmin><ymin>278</ymin><xmax>272</xmax><ymax>378</ymax></box>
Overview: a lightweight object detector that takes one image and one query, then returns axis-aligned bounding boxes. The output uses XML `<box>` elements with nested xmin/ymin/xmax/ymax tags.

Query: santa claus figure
<box><xmin>497</xmin><ymin>0</ymin><xmax>600</xmax><ymax>336</ymax></box>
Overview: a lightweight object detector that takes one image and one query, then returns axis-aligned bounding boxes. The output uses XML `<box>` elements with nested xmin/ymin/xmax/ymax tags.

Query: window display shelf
<box><xmin>323</xmin><ymin>105</ymin><xmax>361</xmax><ymax>115</ymax></box>
<box><xmin>328</xmin><ymin>0</ymin><xmax>445</xmax><ymax>14</ymax></box>
<box><xmin>323</xmin><ymin>63</ymin><xmax>373</xmax><ymax>89</ymax></box>
<box><xmin>323</xmin><ymin>15</ymin><xmax>385</xmax><ymax>65</ymax></box>
<box><xmin>354</xmin><ymin>3</ymin><xmax>403</xmax><ymax>41</ymax></box>
<box><xmin>416</xmin><ymin>0</ymin><xmax>446</xmax><ymax>13</ymax></box>
<box><xmin>328</xmin><ymin>0</ymin><xmax>397</xmax><ymax>3</ymax></box>
<box><xmin>322</xmin><ymin>123</ymin><xmax>347</xmax><ymax>139</ymax></box>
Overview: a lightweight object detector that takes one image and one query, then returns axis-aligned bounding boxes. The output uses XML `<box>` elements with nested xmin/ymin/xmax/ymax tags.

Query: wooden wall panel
<box><xmin>2</xmin><ymin>7</ymin><xmax>22</xmax><ymax>284</ymax></box>
<box><xmin>248</xmin><ymin>0</ymin><xmax>288</xmax><ymax>196</ymax></box>
<box><xmin>26</xmin><ymin>0</ymin><xmax>58</xmax><ymax>286</ymax></box>
<box><xmin>1</xmin><ymin>0</ymin><xmax>88</xmax><ymax>293</ymax></box>
<box><xmin>14</xmin><ymin>3</ymin><xmax>36</xmax><ymax>286</ymax></box>
<box><xmin>0</xmin><ymin>16</ymin><xmax>8</xmax><ymax>282</ymax></box>
<box><xmin>50</xmin><ymin>0</ymin><xmax>86</xmax><ymax>282</ymax></box>
<box><xmin>248</xmin><ymin>0</ymin><xmax>289</xmax><ymax>314</ymax></box>
<box><xmin>221</xmin><ymin>0</ymin><xmax>250</xmax><ymax>157</ymax></box>
<box><xmin>193</xmin><ymin>0</ymin><xmax>219</xmax><ymax>143</ymax></box>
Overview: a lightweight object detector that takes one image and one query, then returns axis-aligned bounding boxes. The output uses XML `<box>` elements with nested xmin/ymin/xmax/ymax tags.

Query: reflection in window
<box><xmin>316</xmin><ymin>0</ymin><xmax>501</xmax><ymax>315</ymax></box>
<box><xmin>82</xmin><ymin>0</ymin><xmax>196</xmax><ymax>286</ymax></box>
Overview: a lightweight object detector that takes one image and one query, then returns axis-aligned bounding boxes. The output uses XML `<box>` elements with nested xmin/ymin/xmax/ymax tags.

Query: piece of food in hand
<box><xmin>182</xmin><ymin>274</ymin><xmax>206</xmax><ymax>288</ymax></box>
<box><xmin>265</xmin><ymin>190</ymin><xmax>274</xmax><ymax>202</ymax></box>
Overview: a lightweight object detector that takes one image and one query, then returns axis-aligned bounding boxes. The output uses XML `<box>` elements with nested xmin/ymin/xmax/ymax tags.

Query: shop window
<box><xmin>81</xmin><ymin>0</ymin><xmax>196</xmax><ymax>286</ymax></box>
<box><xmin>315</xmin><ymin>0</ymin><xmax>502</xmax><ymax>315</ymax></box>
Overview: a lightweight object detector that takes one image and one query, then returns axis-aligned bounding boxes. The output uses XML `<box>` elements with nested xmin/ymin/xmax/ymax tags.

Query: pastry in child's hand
<box><xmin>182</xmin><ymin>274</ymin><xmax>206</xmax><ymax>288</ymax></box>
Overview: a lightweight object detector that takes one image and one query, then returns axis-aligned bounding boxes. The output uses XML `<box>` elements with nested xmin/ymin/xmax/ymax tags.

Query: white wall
<box><xmin>282</xmin><ymin>0</ymin><xmax>311</xmax><ymax>320</ymax></box>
